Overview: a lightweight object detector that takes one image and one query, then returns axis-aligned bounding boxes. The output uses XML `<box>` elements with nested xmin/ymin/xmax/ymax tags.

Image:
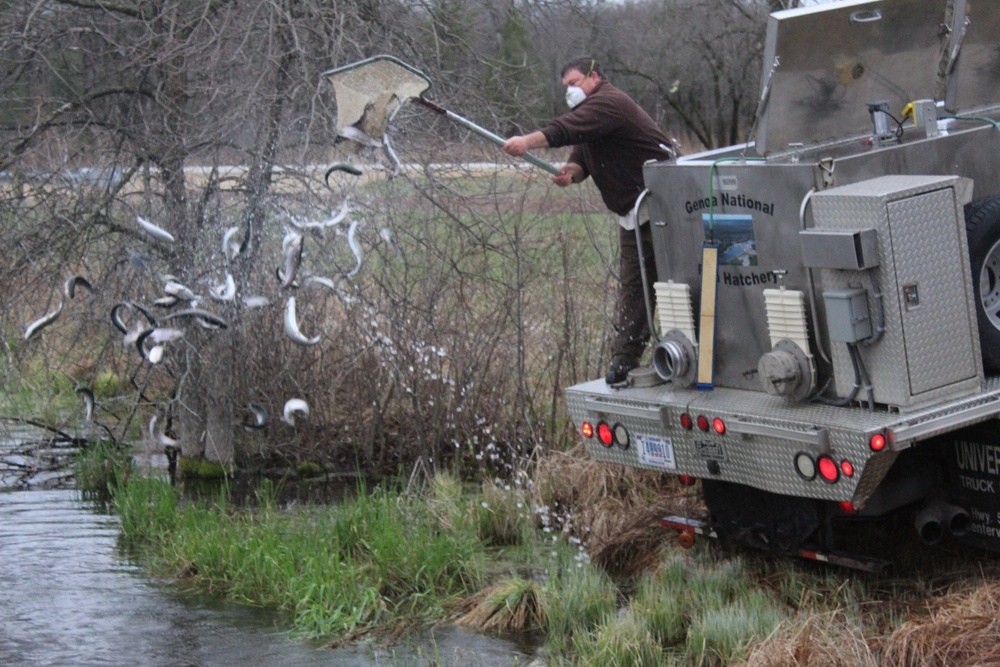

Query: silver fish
<box><xmin>287</xmin><ymin>202</ymin><xmax>351</xmax><ymax>230</ymax></box>
<box><xmin>307</xmin><ymin>275</ymin><xmax>338</xmax><ymax>290</ymax></box>
<box><xmin>242</xmin><ymin>295</ymin><xmax>271</xmax><ymax>308</ymax></box>
<box><xmin>280</xmin><ymin>234</ymin><xmax>303</xmax><ymax>289</ymax></box>
<box><xmin>137</xmin><ymin>216</ymin><xmax>175</xmax><ymax>243</ymax></box>
<box><xmin>149</xmin><ymin>328</ymin><xmax>185</xmax><ymax>343</ymax></box>
<box><xmin>64</xmin><ymin>275</ymin><xmax>94</xmax><ymax>299</ymax></box>
<box><xmin>111</xmin><ymin>301</ymin><xmax>157</xmax><ymax>334</ymax></box>
<box><xmin>75</xmin><ymin>386</ymin><xmax>95</xmax><ymax>422</ymax></box>
<box><xmin>148</xmin><ymin>415</ymin><xmax>177</xmax><ymax>447</ymax></box>
<box><xmin>324</xmin><ymin>163</ymin><xmax>363</xmax><ymax>188</ymax></box>
<box><xmin>222</xmin><ymin>226</ymin><xmax>242</xmax><ymax>261</ymax></box>
<box><xmin>339</xmin><ymin>125</ymin><xmax>383</xmax><ymax>148</ymax></box>
<box><xmin>136</xmin><ymin>327</ymin><xmax>185</xmax><ymax>361</ymax></box>
<box><xmin>243</xmin><ymin>402</ymin><xmax>268</xmax><ymax>429</ymax></box>
<box><xmin>282</xmin><ymin>398</ymin><xmax>309</xmax><ymax>426</ymax></box>
<box><xmin>346</xmin><ymin>219</ymin><xmax>363</xmax><ymax>277</ymax></box>
<box><xmin>209</xmin><ymin>273</ymin><xmax>236</xmax><ymax>302</ymax></box>
<box><xmin>164</xmin><ymin>280</ymin><xmax>196</xmax><ymax>301</ymax></box>
<box><xmin>147</xmin><ymin>345</ymin><xmax>165</xmax><ymax>364</ymax></box>
<box><xmin>159</xmin><ymin>308</ymin><xmax>229</xmax><ymax>329</ymax></box>
<box><xmin>24</xmin><ymin>301</ymin><xmax>63</xmax><ymax>340</ymax></box>
<box><xmin>383</xmin><ymin>133</ymin><xmax>401</xmax><ymax>179</ymax></box>
<box><xmin>283</xmin><ymin>296</ymin><xmax>320</xmax><ymax>346</ymax></box>
<box><xmin>123</xmin><ymin>321</ymin><xmax>145</xmax><ymax>347</ymax></box>
<box><xmin>153</xmin><ymin>295</ymin><xmax>179</xmax><ymax>308</ymax></box>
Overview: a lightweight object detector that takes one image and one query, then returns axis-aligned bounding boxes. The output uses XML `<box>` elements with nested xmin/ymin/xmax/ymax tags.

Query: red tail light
<box><xmin>696</xmin><ymin>415</ymin><xmax>710</xmax><ymax>431</ymax></box>
<box><xmin>597</xmin><ymin>422</ymin><xmax>614</xmax><ymax>447</ymax></box>
<box><xmin>840</xmin><ymin>460</ymin><xmax>855</xmax><ymax>477</ymax></box>
<box><xmin>817</xmin><ymin>455</ymin><xmax>839</xmax><ymax>483</ymax></box>
<box><xmin>870</xmin><ymin>433</ymin><xmax>886</xmax><ymax>452</ymax></box>
<box><xmin>678</xmin><ymin>475</ymin><xmax>697</xmax><ymax>486</ymax></box>
<box><xmin>680</xmin><ymin>413</ymin><xmax>693</xmax><ymax>430</ymax></box>
<box><xmin>581</xmin><ymin>422</ymin><xmax>594</xmax><ymax>438</ymax></box>
<box><xmin>839</xmin><ymin>501</ymin><xmax>857</xmax><ymax>515</ymax></box>
<box><xmin>712</xmin><ymin>418</ymin><xmax>726</xmax><ymax>434</ymax></box>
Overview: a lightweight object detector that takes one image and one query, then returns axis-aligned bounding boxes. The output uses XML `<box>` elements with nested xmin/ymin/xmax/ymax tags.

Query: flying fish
<box><xmin>24</xmin><ymin>301</ymin><xmax>64</xmax><ymax>340</ymax></box>
<box><xmin>64</xmin><ymin>275</ymin><xmax>94</xmax><ymax>299</ymax></box>
<box><xmin>75</xmin><ymin>386</ymin><xmax>95</xmax><ymax>422</ymax></box>
<box><xmin>243</xmin><ymin>402</ymin><xmax>269</xmax><ymax>430</ymax></box>
<box><xmin>346</xmin><ymin>219</ymin><xmax>363</xmax><ymax>277</ymax></box>
<box><xmin>209</xmin><ymin>273</ymin><xmax>236</xmax><ymax>302</ymax></box>
<box><xmin>137</xmin><ymin>216</ymin><xmax>175</xmax><ymax>243</ymax></box>
<box><xmin>283</xmin><ymin>296</ymin><xmax>321</xmax><ymax>346</ymax></box>
<box><xmin>282</xmin><ymin>398</ymin><xmax>309</xmax><ymax>426</ymax></box>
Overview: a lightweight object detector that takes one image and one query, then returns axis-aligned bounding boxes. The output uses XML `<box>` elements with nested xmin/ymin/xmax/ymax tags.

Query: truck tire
<box><xmin>965</xmin><ymin>196</ymin><xmax>1000</xmax><ymax>373</ymax></box>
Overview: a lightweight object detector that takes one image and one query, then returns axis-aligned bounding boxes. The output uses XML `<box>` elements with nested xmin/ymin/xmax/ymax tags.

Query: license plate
<box><xmin>636</xmin><ymin>434</ymin><xmax>676</xmax><ymax>470</ymax></box>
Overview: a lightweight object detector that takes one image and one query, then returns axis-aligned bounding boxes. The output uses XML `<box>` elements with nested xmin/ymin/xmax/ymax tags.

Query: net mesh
<box><xmin>325</xmin><ymin>57</ymin><xmax>430</xmax><ymax>139</ymax></box>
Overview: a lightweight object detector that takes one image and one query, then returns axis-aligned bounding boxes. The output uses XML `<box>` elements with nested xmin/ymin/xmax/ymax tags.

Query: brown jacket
<box><xmin>540</xmin><ymin>79</ymin><xmax>672</xmax><ymax>216</ymax></box>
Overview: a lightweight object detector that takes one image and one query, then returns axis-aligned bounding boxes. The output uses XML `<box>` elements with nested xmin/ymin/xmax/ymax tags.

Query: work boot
<box><xmin>605</xmin><ymin>358</ymin><xmax>638</xmax><ymax>385</ymax></box>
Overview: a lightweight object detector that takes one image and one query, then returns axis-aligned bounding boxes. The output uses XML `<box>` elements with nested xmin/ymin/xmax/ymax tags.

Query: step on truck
<box><xmin>564</xmin><ymin>0</ymin><xmax>1000</xmax><ymax>570</ymax></box>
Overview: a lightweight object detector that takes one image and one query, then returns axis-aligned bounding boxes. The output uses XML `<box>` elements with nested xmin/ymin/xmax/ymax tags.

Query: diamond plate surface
<box><xmin>566</xmin><ymin>376</ymin><xmax>1000</xmax><ymax>506</ymax></box>
<box><xmin>812</xmin><ymin>175</ymin><xmax>982</xmax><ymax>410</ymax></box>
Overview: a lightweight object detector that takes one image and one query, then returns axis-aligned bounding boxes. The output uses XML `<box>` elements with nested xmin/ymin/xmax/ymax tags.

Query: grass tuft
<box><xmin>457</xmin><ymin>576</ymin><xmax>544</xmax><ymax>633</ymax></box>
<box><xmin>73</xmin><ymin>440</ymin><xmax>132</xmax><ymax>499</ymax></box>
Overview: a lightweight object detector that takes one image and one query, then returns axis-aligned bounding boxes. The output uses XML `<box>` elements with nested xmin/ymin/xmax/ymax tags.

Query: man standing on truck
<box><xmin>503</xmin><ymin>57</ymin><xmax>675</xmax><ymax>385</ymax></box>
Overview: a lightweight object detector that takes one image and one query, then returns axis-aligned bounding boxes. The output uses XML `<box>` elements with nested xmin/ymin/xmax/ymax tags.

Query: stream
<box><xmin>0</xmin><ymin>425</ymin><xmax>539</xmax><ymax>666</ymax></box>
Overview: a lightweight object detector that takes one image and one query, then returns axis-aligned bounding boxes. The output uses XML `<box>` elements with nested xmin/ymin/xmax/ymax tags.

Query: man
<box><xmin>503</xmin><ymin>57</ymin><xmax>675</xmax><ymax>385</ymax></box>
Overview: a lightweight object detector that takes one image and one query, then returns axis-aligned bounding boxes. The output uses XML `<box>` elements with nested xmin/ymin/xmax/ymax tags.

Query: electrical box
<box><xmin>824</xmin><ymin>289</ymin><xmax>872</xmax><ymax>343</ymax></box>
<box><xmin>811</xmin><ymin>175</ymin><xmax>982</xmax><ymax>410</ymax></box>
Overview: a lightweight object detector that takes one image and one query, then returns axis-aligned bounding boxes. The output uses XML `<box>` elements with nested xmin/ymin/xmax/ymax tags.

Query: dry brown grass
<box><xmin>882</xmin><ymin>582</ymin><xmax>1000</xmax><ymax>667</ymax></box>
<box><xmin>532</xmin><ymin>443</ymin><xmax>703</xmax><ymax>577</ymax></box>
<box><xmin>456</xmin><ymin>577</ymin><xmax>544</xmax><ymax>633</ymax></box>
<box><xmin>739</xmin><ymin>610</ymin><xmax>878</xmax><ymax>667</ymax></box>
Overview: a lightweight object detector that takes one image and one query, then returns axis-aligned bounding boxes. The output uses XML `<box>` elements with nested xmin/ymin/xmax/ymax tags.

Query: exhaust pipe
<box><xmin>914</xmin><ymin>498</ymin><xmax>971</xmax><ymax>544</ymax></box>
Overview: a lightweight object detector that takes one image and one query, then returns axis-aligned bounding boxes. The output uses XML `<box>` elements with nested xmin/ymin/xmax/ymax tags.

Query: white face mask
<box><xmin>565</xmin><ymin>86</ymin><xmax>587</xmax><ymax>109</ymax></box>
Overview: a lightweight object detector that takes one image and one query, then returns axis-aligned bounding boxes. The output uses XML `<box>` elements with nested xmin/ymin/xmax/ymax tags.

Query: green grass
<box><xmin>113</xmin><ymin>475</ymin><xmax>485</xmax><ymax>639</ymax></box>
<box><xmin>73</xmin><ymin>439</ymin><xmax>133</xmax><ymax>498</ymax></box>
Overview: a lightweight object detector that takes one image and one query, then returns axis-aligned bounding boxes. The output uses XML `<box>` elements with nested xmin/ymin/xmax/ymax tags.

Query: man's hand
<box><xmin>552</xmin><ymin>163</ymin><xmax>584</xmax><ymax>187</ymax></box>
<box><xmin>502</xmin><ymin>136</ymin><xmax>531</xmax><ymax>157</ymax></box>
<box><xmin>503</xmin><ymin>131</ymin><xmax>548</xmax><ymax>158</ymax></box>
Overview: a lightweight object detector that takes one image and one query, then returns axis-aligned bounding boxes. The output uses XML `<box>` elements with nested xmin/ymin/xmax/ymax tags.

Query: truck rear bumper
<box><xmin>565</xmin><ymin>377</ymin><xmax>1000</xmax><ymax>507</ymax></box>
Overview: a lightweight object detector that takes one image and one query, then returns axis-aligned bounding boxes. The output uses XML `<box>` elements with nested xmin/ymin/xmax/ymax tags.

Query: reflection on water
<box><xmin>0</xmin><ymin>425</ymin><xmax>538</xmax><ymax>666</ymax></box>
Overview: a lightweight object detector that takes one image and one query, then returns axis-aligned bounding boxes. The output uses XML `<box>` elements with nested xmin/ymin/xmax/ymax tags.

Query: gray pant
<box><xmin>611</xmin><ymin>221</ymin><xmax>657</xmax><ymax>364</ymax></box>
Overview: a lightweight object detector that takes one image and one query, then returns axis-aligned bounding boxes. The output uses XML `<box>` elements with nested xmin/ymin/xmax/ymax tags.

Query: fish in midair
<box><xmin>282</xmin><ymin>398</ymin><xmax>309</xmax><ymax>426</ymax></box>
<box><xmin>159</xmin><ymin>308</ymin><xmax>229</xmax><ymax>329</ymax></box>
<box><xmin>24</xmin><ymin>301</ymin><xmax>63</xmax><ymax>340</ymax></box>
<box><xmin>287</xmin><ymin>202</ymin><xmax>351</xmax><ymax>230</ymax></box>
<box><xmin>283</xmin><ymin>296</ymin><xmax>321</xmax><ymax>346</ymax></box>
<box><xmin>278</xmin><ymin>233</ymin><xmax>303</xmax><ymax>289</ymax></box>
<box><xmin>136</xmin><ymin>216</ymin><xmax>175</xmax><ymax>243</ymax></box>
<box><xmin>222</xmin><ymin>226</ymin><xmax>242</xmax><ymax>262</ymax></box>
<box><xmin>209</xmin><ymin>274</ymin><xmax>236</xmax><ymax>302</ymax></box>
<box><xmin>148</xmin><ymin>415</ymin><xmax>178</xmax><ymax>447</ymax></box>
<box><xmin>346</xmin><ymin>219</ymin><xmax>363</xmax><ymax>277</ymax></box>
<box><xmin>339</xmin><ymin>125</ymin><xmax>383</xmax><ymax>149</ymax></box>
<box><xmin>111</xmin><ymin>301</ymin><xmax>157</xmax><ymax>334</ymax></box>
<box><xmin>64</xmin><ymin>275</ymin><xmax>94</xmax><ymax>299</ymax></box>
<box><xmin>164</xmin><ymin>280</ymin><xmax>197</xmax><ymax>301</ymax></box>
<box><xmin>242</xmin><ymin>295</ymin><xmax>271</xmax><ymax>309</ymax></box>
<box><xmin>76</xmin><ymin>386</ymin><xmax>95</xmax><ymax>422</ymax></box>
<box><xmin>136</xmin><ymin>327</ymin><xmax>184</xmax><ymax>363</ymax></box>
<box><xmin>243</xmin><ymin>402</ymin><xmax>268</xmax><ymax>430</ymax></box>
<box><xmin>153</xmin><ymin>295</ymin><xmax>179</xmax><ymax>308</ymax></box>
<box><xmin>383</xmin><ymin>133</ymin><xmax>401</xmax><ymax>179</ymax></box>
